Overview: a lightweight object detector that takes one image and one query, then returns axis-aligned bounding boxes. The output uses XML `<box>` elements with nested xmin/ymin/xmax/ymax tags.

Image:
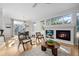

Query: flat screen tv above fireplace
<box><xmin>56</xmin><ymin>30</ymin><xmax>71</xmax><ymax>41</ymax></box>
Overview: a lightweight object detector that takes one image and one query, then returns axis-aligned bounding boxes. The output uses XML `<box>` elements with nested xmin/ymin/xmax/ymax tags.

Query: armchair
<box><xmin>18</xmin><ymin>32</ymin><xmax>32</xmax><ymax>51</ymax></box>
<box><xmin>36</xmin><ymin>32</ymin><xmax>44</xmax><ymax>44</ymax></box>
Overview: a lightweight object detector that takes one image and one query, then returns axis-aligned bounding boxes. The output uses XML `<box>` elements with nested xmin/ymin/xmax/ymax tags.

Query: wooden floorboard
<box><xmin>0</xmin><ymin>36</ymin><xmax>78</xmax><ymax>56</ymax></box>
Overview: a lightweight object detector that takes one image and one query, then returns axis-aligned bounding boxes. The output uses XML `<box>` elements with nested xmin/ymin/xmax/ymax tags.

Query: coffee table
<box><xmin>41</xmin><ymin>41</ymin><xmax>60</xmax><ymax>56</ymax></box>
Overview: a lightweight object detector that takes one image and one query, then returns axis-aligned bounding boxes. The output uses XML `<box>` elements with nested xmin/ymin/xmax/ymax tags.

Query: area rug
<box><xmin>21</xmin><ymin>46</ymin><xmax>70</xmax><ymax>56</ymax></box>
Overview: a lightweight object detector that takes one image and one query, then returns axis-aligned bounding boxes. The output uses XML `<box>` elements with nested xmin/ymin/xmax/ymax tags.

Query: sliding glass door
<box><xmin>76</xmin><ymin>13</ymin><xmax>79</xmax><ymax>55</ymax></box>
<box><xmin>13</xmin><ymin>20</ymin><xmax>26</xmax><ymax>35</ymax></box>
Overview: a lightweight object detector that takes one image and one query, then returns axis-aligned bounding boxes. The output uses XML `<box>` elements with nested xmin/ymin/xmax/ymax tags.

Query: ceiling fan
<box><xmin>32</xmin><ymin>3</ymin><xmax>51</xmax><ymax>8</ymax></box>
<box><xmin>32</xmin><ymin>3</ymin><xmax>38</xmax><ymax>8</ymax></box>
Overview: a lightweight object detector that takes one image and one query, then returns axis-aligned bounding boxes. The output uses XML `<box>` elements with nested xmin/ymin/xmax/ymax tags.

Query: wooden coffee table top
<box><xmin>41</xmin><ymin>41</ymin><xmax>60</xmax><ymax>49</ymax></box>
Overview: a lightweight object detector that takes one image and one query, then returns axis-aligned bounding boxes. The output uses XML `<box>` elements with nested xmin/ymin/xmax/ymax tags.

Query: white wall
<box><xmin>0</xmin><ymin>8</ymin><xmax>13</xmax><ymax>40</ymax></box>
<box><xmin>44</xmin><ymin>7</ymin><xmax>79</xmax><ymax>45</ymax></box>
<box><xmin>34</xmin><ymin>21</ymin><xmax>41</xmax><ymax>32</ymax></box>
<box><xmin>0</xmin><ymin>8</ymin><xmax>3</xmax><ymax>29</ymax></box>
<box><xmin>2</xmin><ymin>16</ymin><xmax>13</xmax><ymax>38</ymax></box>
<box><xmin>25</xmin><ymin>20</ymin><xmax>34</xmax><ymax>36</ymax></box>
<box><xmin>32</xmin><ymin>21</ymin><xmax>45</xmax><ymax>35</ymax></box>
<box><xmin>0</xmin><ymin>8</ymin><xmax>13</xmax><ymax>39</ymax></box>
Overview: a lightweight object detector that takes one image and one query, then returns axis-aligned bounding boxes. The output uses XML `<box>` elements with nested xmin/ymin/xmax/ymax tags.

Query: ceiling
<box><xmin>0</xmin><ymin>3</ymin><xmax>79</xmax><ymax>21</ymax></box>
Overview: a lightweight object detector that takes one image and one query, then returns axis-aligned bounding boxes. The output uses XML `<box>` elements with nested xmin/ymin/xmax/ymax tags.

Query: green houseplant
<box><xmin>47</xmin><ymin>39</ymin><xmax>56</xmax><ymax>46</ymax></box>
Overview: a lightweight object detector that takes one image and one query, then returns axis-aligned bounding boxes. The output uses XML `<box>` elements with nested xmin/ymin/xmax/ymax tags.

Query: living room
<box><xmin>0</xmin><ymin>3</ymin><xmax>79</xmax><ymax>56</ymax></box>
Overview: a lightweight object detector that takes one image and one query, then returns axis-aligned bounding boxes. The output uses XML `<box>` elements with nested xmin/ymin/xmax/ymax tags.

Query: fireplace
<box><xmin>56</xmin><ymin>30</ymin><xmax>71</xmax><ymax>41</ymax></box>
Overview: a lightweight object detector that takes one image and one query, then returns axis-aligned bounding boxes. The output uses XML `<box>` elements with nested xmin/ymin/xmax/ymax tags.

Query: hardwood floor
<box><xmin>0</xmin><ymin>36</ymin><xmax>39</xmax><ymax>56</ymax></box>
<box><xmin>59</xmin><ymin>42</ymin><xmax>79</xmax><ymax>56</ymax></box>
<box><xmin>0</xmin><ymin>36</ymin><xmax>78</xmax><ymax>56</ymax></box>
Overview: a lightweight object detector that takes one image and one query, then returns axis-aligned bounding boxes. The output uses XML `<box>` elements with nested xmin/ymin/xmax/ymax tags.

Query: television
<box><xmin>56</xmin><ymin>30</ymin><xmax>71</xmax><ymax>41</ymax></box>
<box><xmin>46</xmin><ymin>30</ymin><xmax>54</xmax><ymax>38</ymax></box>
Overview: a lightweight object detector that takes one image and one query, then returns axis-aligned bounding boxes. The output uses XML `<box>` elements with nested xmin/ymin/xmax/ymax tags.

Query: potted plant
<box><xmin>47</xmin><ymin>39</ymin><xmax>56</xmax><ymax>46</ymax></box>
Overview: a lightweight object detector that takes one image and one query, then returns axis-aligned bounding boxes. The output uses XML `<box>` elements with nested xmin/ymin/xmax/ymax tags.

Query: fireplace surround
<box><xmin>45</xmin><ymin>30</ymin><xmax>71</xmax><ymax>41</ymax></box>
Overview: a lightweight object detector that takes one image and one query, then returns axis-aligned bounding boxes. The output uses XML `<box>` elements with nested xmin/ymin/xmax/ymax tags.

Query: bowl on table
<box><xmin>47</xmin><ymin>39</ymin><xmax>57</xmax><ymax>47</ymax></box>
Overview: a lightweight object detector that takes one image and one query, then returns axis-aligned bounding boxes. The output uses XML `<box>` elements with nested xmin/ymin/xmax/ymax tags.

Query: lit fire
<box><xmin>59</xmin><ymin>33</ymin><xmax>66</xmax><ymax>38</ymax></box>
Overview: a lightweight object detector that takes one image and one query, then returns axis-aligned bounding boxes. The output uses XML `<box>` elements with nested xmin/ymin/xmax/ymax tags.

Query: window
<box><xmin>46</xmin><ymin>19</ymin><xmax>51</xmax><ymax>25</ymax></box>
<box><xmin>51</xmin><ymin>16</ymin><xmax>63</xmax><ymax>25</ymax></box>
<box><xmin>45</xmin><ymin>14</ymin><xmax>72</xmax><ymax>26</ymax></box>
<box><xmin>40</xmin><ymin>20</ymin><xmax>45</xmax><ymax>30</ymax></box>
<box><xmin>14</xmin><ymin>21</ymin><xmax>26</xmax><ymax>35</ymax></box>
<box><xmin>57</xmin><ymin>16</ymin><xmax>63</xmax><ymax>24</ymax></box>
<box><xmin>63</xmin><ymin>14</ymin><xmax>72</xmax><ymax>24</ymax></box>
<box><xmin>51</xmin><ymin>14</ymin><xmax>72</xmax><ymax>25</ymax></box>
<box><xmin>77</xmin><ymin>13</ymin><xmax>79</xmax><ymax>31</ymax></box>
<box><xmin>51</xmin><ymin>18</ymin><xmax>55</xmax><ymax>25</ymax></box>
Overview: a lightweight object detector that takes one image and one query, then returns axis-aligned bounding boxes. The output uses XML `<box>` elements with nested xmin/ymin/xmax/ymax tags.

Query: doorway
<box><xmin>13</xmin><ymin>20</ymin><xmax>26</xmax><ymax>36</ymax></box>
